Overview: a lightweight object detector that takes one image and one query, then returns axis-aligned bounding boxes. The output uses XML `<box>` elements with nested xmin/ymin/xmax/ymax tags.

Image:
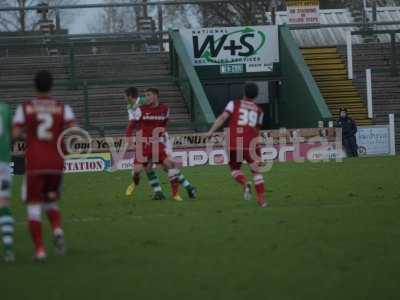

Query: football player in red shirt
<box><xmin>127</xmin><ymin>88</ymin><xmax>196</xmax><ymax>201</ymax></box>
<box><xmin>207</xmin><ymin>82</ymin><xmax>267</xmax><ymax>207</ymax></box>
<box><xmin>125</xmin><ymin>87</ymin><xmax>166</xmax><ymax>199</ymax></box>
<box><xmin>13</xmin><ymin>71</ymin><xmax>76</xmax><ymax>260</ymax></box>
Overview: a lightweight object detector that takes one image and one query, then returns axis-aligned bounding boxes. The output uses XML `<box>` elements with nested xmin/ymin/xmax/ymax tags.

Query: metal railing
<box><xmin>0</xmin><ymin>0</ymin><xmax>255</xmax><ymax>11</ymax></box>
<box><xmin>80</xmin><ymin>80</ymin><xmax>198</xmax><ymax>136</ymax></box>
<box><xmin>352</xmin><ymin>29</ymin><xmax>400</xmax><ymax>76</ymax></box>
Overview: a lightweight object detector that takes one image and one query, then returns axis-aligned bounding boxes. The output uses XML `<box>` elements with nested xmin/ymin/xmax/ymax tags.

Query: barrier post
<box><xmin>346</xmin><ymin>31</ymin><xmax>353</xmax><ymax>80</ymax></box>
<box><xmin>83</xmin><ymin>81</ymin><xmax>90</xmax><ymax>130</ymax></box>
<box><xmin>389</xmin><ymin>113</ymin><xmax>396</xmax><ymax>155</ymax></box>
<box><xmin>366</xmin><ymin>69</ymin><xmax>373</xmax><ymax>118</ymax></box>
<box><xmin>69</xmin><ymin>45</ymin><xmax>77</xmax><ymax>89</ymax></box>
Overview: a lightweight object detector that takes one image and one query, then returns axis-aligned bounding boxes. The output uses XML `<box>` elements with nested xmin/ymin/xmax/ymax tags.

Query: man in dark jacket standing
<box><xmin>336</xmin><ymin>108</ymin><xmax>358</xmax><ymax>157</ymax></box>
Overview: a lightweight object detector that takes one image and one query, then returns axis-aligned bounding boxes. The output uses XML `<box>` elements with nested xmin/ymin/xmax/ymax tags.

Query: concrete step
<box><xmin>304</xmin><ymin>58</ymin><xmax>343</xmax><ymax>65</ymax></box>
<box><xmin>319</xmin><ymin>86</ymin><xmax>358</xmax><ymax>92</ymax></box>
<box><xmin>325</xmin><ymin>97</ymin><xmax>365</xmax><ymax>103</ymax></box>
<box><xmin>301</xmin><ymin>47</ymin><xmax>337</xmax><ymax>54</ymax></box>
<box><xmin>328</xmin><ymin>103</ymin><xmax>366</xmax><ymax>109</ymax></box>
<box><xmin>315</xmin><ymin>75</ymin><xmax>349</xmax><ymax>82</ymax></box>
<box><xmin>331</xmin><ymin>109</ymin><xmax>368</xmax><ymax>115</ymax></box>
<box><xmin>76</xmin><ymin>69</ymin><xmax>170</xmax><ymax>78</ymax></box>
<box><xmin>87</xmin><ymin>108</ymin><xmax>189</xmax><ymax>118</ymax></box>
<box><xmin>331</xmin><ymin>112</ymin><xmax>371</xmax><ymax>119</ymax></box>
<box><xmin>317</xmin><ymin>80</ymin><xmax>354</xmax><ymax>88</ymax></box>
<box><xmin>312</xmin><ymin>69</ymin><xmax>347</xmax><ymax>76</ymax></box>
<box><xmin>309</xmin><ymin>64</ymin><xmax>346</xmax><ymax>71</ymax></box>
<box><xmin>322</xmin><ymin>91</ymin><xmax>360</xmax><ymax>98</ymax></box>
<box><xmin>303</xmin><ymin>53</ymin><xmax>341</xmax><ymax>60</ymax></box>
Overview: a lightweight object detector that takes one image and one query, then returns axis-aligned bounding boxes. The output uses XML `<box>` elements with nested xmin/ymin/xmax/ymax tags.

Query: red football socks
<box><xmin>232</xmin><ymin>170</ymin><xmax>247</xmax><ymax>187</ymax></box>
<box><xmin>46</xmin><ymin>208</ymin><xmax>62</xmax><ymax>235</ymax></box>
<box><xmin>169</xmin><ymin>177</ymin><xmax>180</xmax><ymax>197</ymax></box>
<box><xmin>28</xmin><ymin>220</ymin><xmax>44</xmax><ymax>251</ymax></box>
<box><xmin>253</xmin><ymin>174</ymin><xmax>266</xmax><ymax>205</ymax></box>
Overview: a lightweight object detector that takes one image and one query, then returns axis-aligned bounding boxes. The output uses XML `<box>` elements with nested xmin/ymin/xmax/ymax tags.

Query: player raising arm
<box><xmin>125</xmin><ymin>87</ymin><xmax>146</xmax><ymax>138</ymax></box>
<box><xmin>0</xmin><ymin>102</ymin><xmax>15</xmax><ymax>262</ymax></box>
<box><xmin>13</xmin><ymin>71</ymin><xmax>76</xmax><ymax>261</ymax></box>
<box><xmin>207</xmin><ymin>82</ymin><xmax>267</xmax><ymax>207</ymax></box>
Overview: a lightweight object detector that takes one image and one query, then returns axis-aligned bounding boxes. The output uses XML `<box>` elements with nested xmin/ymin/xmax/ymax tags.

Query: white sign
<box><xmin>287</xmin><ymin>1</ymin><xmax>320</xmax><ymax>24</ymax></box>
<box><xmin>64</xmin><ymin>153</ymin><xmax>111</xmax><ymax>173</ymax></box>
<box><xmin>356</xmin><ymin>126</ymin><xmax>390</xmax><ymax>156</ymax></box>
<box><xmin>180</xmin><ymin>26</ymin><xmax>279</xmax><ymax>72</ymax></box>
<box><xmin>114</xmin><ymin>144</ymin><xmax>340</xmax><ymax>170</ymax></box>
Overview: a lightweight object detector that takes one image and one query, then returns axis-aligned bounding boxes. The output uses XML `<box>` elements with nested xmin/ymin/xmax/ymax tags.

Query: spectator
<box><xmin>336</xmin><ymin>108</ymin><xmax>358</xmax><ymax>157</ymax></box>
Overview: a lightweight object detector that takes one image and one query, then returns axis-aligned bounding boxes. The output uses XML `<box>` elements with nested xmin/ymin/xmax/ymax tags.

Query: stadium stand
<box><xmin>301</xmin><ymin>47</ymin><xmax>371</xmax><ymax>126</ymax></box>
<box><xmin>0</xmin><ymin>50</ymin><xmax>193</xmax><ymax>136</ymax></box>
<box><xmin>1</xmin><ymin>5</ymin><xmax>399</xmax><ymax>141</ymax></box>
<box><xmin>337</xmin><ymin>43</ymin><xmax>400</xmax><ymax>151</ymax></box>
<box><xmin>276</xmin><ymin>6</ymin><xmax>400</xmax><ymax>152</ymax></box>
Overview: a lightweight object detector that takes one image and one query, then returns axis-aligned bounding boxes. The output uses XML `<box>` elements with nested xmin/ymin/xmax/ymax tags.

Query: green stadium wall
<box><xmin>278</xmin><ymin>26</ymin><xmax>332</xmax><ymax>128</ymax></box>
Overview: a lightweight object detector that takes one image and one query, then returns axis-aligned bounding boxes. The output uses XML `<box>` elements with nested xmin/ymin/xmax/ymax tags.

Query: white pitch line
<box><xmin>12</xmin><ymin>214</ymin><xmax>179</xmax><ymax>226</ymax></box>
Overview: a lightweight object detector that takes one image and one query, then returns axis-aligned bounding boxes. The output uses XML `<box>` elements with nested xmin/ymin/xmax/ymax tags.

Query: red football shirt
<box><xmin>13</xmin><ymin>98</ymin><xmax>75</xmax><ymax>173</ymax></box>
<box><xmin>224</xmin><ymin>99</ymin><xmax>264</xmax><ymax>150</ymax></box>
<box><xmin>131</xmin><ymin>103</ymin><xmax>169</xmax><ymax>142</ymax></box>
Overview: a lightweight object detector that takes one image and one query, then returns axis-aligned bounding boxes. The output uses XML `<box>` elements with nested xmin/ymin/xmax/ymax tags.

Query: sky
<box><xmin>65</xmin><ymin>0</ymin><xmax>199</xmax><ymax>34</ymax></box>
<box><xmin>69</xmin><ymin>0</ymin><xmax>104</xmax><ymax>34</ymax></box>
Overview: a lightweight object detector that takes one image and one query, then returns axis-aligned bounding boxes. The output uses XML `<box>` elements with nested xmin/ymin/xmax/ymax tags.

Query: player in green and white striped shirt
<box><xmin>0</xmin><ymin>102</ymin><xmax>14</xmax><ymax>262</ymax></box>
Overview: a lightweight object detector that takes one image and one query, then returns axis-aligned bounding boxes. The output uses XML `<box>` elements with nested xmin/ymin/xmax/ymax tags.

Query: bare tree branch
<box><xmin>88</xmin><ymin>0</ymin><xmax>144</xmax><ymax>34</ymax></box>
<box><xmin>0</xmin><ymin>0</ymin><xmax>80</xmax><ymax>32</ymax></box>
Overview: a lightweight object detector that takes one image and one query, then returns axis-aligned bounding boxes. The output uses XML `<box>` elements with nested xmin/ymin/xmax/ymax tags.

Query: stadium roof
<box><xmin>273</xmin><ymin>7</ymin><xmax>400</xmax><ymax>47</ymax></box>
<box><xmin>366</xmin><ymin>6</ymin><xmax>400</xmax><ymax>42</ymax></box>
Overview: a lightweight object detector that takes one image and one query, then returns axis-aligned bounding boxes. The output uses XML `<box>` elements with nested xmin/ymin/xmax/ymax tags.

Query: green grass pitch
<box><xmin>2</xmin><ymin>157</ymin><xmax>400</xmax><ymax>300</ymax></box>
